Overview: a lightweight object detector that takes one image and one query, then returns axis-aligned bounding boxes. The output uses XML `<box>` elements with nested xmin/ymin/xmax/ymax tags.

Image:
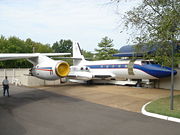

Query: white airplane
<box><xmin>0</xmin><ymin>53</ymin><xmax>70</xmax><ymax>80</ymax></box>
<box><xmin>68</xmin><ymin>42</ymin><xmax>177</xmax><ymax>85</ymax></box>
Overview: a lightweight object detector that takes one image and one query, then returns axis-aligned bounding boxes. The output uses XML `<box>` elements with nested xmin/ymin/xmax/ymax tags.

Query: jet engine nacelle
<box><xmin>30</xmin><ymin>60</ymin><xmax>70</xmax><ymax>80</ymax></box>
<box><xmin>68</xmin><ymin>66</ymin><xmax>93</xmax><ymax>80</ymax></box>
<box><xmin>73</xmin><ymin>72</ymin><xmax>93</xmax><ymax>80</ymax></box>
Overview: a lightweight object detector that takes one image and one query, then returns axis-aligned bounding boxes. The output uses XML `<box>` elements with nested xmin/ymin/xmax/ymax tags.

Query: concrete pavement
<box><xmin>0</xmin><ymin>85</ymin><xmax>180</xmax><ymax>135</ymax></box>
<box><xmin>38</xmin><ymin>83</ymin><xmax>180</xmax><ymax>112</ymax></box>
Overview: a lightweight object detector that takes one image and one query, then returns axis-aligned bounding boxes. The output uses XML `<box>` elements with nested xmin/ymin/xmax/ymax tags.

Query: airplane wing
<box><xmin>112</xmin><ymin>52</ymin><xmax>145</xmax><ymax>57</ymax></box>
<box><xmin>0</xmin><ymin>53</ymin><xmax>71</xmax><ymax>61</ymax></box>
<box><xmin>51</xmin><ymin>57</ymin><xmax>83</xmax><ymax>60</ymax></box>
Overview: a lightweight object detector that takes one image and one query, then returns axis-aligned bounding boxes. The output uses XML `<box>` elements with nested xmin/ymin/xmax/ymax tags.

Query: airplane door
<box><xmin>128</xmin><ymin>60</ymin><xmax>135</xmax><ymax>75</ymax></box>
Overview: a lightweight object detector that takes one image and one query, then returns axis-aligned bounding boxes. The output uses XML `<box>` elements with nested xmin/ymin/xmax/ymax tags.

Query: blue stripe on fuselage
<box><xmin>86</xmin><ymin>64</ymin><xmax>176</xmax><ymax>78</ymax></box>
<box><xmin>87</xmin><ymin>64</ymin><xmax>127</xmax><ymax>69</ymax></box>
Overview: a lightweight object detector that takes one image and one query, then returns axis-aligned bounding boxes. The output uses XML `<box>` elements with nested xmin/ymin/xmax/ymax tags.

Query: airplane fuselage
<box><xmin>69</xmin><ymin>59</ymin><xmax>177</xmax><ymax>80</ymax></box>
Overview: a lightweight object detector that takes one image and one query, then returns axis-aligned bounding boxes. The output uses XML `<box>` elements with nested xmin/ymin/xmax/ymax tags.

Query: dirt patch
<box><xmin>36</xmin><ymin>83</ymin><xmax>180</xmax><ymax>113</ymax></box>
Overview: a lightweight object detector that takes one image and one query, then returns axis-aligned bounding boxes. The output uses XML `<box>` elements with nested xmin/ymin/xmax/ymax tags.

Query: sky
<box><xmin>0</xmin><ymin>0</ymin><xmax>142</xmax><ymax>52</ymax></box>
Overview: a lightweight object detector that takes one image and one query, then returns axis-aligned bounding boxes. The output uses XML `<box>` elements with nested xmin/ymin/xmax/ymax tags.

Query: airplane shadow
<box><xmin>0</xmin><ymin>87</ymin><xmax>82</xmax><ymax>135</ymax></box>
<box><xmin>0</xmin><ymin>88</ymin><xmax>82</xmax><ymax>111</ymax></box>
<box><xmin>50</xmin><ymin>82</ymin><xmax>105</xmax><ymax>88</ymax></box>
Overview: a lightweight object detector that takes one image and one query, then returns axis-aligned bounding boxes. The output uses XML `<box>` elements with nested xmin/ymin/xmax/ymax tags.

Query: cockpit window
<box><xmin>142</xmin><ymin>61</ymin><xmax>148</xmax><ymax>65</ymax></box>
<box><xmin>149</xmin><ymin>61</ymin><xmax>155</xmax><ymax>64</ymax></box>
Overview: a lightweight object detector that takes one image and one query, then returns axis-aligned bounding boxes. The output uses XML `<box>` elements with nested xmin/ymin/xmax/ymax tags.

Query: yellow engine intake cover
<box><xmin>56</xmin><ymin>62</ymin><xmax>70</xmax><ymax>77</ymax></box>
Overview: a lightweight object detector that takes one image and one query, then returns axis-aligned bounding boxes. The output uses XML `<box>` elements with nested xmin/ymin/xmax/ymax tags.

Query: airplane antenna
<box><xmin>77</xmin><ymin>43</ymin><xmax>83</xmax><ymax>55</ymax></box>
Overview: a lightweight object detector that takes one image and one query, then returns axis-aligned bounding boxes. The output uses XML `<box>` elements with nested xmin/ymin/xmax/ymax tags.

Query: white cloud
<box><xmin>0</xmin><ymin>0</ymin><xmax>141</xmax><ymax>51</ymax></box>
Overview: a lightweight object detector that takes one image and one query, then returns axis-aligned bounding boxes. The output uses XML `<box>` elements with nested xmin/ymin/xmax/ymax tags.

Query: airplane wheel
<box><xmin>87</xmin><ymin>80</ymin><xmax>93</xmax><ymax>85</ymax></box>
<box><xmin>136</xmin><ymin>80</ymin><xmax>142</xmax><ymax>87</ymax></box>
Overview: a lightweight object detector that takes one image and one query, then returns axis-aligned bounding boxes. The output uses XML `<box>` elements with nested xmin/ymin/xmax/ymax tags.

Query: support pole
<box><xmin>170</xmin><ymin>41</ymin><xmax>174</xmax><ymax>110</ymax></box>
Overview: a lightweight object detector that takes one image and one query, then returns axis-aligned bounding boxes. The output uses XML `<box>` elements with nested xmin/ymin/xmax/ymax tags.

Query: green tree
<box><xmin>0</xmin><ymin>36</ymin><xmax>53</xmax><ymax>68</ymax></box>
<box><xmin>95</xmin><ymin>36</ymin><xmax>118</xmax><ymax>60</ymax></box>
<box><xmin>82</xmin><ymin>49</ymin><xmax>95</xmax><ymax>60</ymax></box>
<box><xmin>25</xmin><ymin>38</ymin><xmax>53</xmax><ymax>53</ymax></box>
<box><xmin>112</xmin><ymin>0</ymin><xmax>180</xmax><ymax>66</ymax></box>
<box><xmin>52</xmin><ymin>39</ymin><xmax>72</xmax><ymax>53</ymax></box>
<box><xmin>0</xmin><ymin>36</ymin><xmax>33</xmax><ymax>68</ymax></box>
<box><xmin>51</xmin><ymin>39</ymin><xmax>73</xmax><ymax>65</ymax></box>
<box><xmin>0</xmin><ymin>35</ymin><xmax>8</xmax><ymax>53</ymax></box>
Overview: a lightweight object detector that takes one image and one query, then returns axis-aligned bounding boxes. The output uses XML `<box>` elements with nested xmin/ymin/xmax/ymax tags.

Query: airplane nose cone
<box><xmin>141</xmin><ymin>65</ymin><xmax>177</xmax><ymax>78</ymax></box>
<box><xmin>162</xmin><ymin>69</ymin><xmax>177</xmax><ymax>78</ymax></box>
<box><xmin>154</xmin><ymin>67</ymin><xmax>177</xmax><ymax>78</ymax></box>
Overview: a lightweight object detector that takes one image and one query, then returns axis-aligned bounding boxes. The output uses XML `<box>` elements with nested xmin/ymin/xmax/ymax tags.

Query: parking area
<box><xmin>1</xmin><ymin>84</ymin><xmax>180</xmax><ymax>135</ymax></box>
<box><xmin>38</xmin><ymin>83</ymin><xmax>180</xmax><ymax>112</ymax></box>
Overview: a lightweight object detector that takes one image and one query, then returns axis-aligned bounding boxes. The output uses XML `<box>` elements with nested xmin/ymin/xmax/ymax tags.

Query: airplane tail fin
<box><xmin>73</xmin><ymin>42</ymin><xmax>85</xmax><ymax>65</ymax></box>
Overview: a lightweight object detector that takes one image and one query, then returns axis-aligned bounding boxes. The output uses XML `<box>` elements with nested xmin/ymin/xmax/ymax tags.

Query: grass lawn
<box><xmin>145</xmin><ymin>95</ymin><xmax>180</xmax><ymax>118</ymax></box>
